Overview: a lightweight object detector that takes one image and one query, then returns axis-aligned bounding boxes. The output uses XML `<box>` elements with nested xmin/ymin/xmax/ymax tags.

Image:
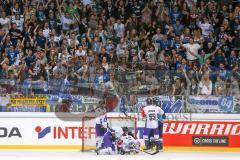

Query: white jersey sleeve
<box><xmin>143</xmin><ymin>105</ymin><xmax>164</xmax><ymax>129</ymax></box>
<box><xmin>95</xmin><ymin>115</ymin><xmax>108</xmax><ymax>128</ymax></box>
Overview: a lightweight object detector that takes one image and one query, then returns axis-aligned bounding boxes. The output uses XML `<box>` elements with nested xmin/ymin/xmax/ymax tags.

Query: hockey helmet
<box><xmin>122</xmin><ymin>126</ymin><xmax>129</xmax><ymax>133</ymax></box>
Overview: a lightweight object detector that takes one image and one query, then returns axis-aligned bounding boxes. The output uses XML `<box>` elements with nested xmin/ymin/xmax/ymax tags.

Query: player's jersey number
<box><xmin>148</xmin><ymin>113</ymin><xmax>156</xmax><ymax>121</ymax></box>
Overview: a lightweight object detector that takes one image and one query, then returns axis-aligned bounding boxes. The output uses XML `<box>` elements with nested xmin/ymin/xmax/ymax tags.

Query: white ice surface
<box><xmin>0</xmin><ymin>151</ymin><xmax>240</xmax><ymax>160</ymax></box>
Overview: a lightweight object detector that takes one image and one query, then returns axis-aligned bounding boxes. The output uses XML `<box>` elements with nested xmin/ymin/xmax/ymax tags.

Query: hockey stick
<box><xmin>141</xmin><ymin>149</ymin><xmax>160</xmax><ymax>155</ymax></box>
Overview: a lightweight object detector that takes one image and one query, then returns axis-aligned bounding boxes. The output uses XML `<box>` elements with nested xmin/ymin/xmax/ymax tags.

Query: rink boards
<box><xmin>0</xmin><ymin>113</ymin><xmax>239</xmax><ymax>152</ymax></box>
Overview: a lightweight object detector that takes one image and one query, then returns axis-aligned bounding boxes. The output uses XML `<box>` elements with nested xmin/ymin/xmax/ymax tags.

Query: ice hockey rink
<box><xmin>0</xmin><ymin>151</ymin><xmax>240</xmax><ymax>160</ymax></box>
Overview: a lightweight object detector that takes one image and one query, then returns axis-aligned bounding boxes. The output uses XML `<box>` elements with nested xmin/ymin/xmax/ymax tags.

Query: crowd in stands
<box><xmin>0</xmin><ymin>0</ymin><xmax>240</xmax><ymax>97</ymax></box>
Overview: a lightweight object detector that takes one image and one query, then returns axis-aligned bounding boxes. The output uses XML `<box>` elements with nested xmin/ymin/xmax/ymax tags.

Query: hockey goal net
<box><xmin>81</xmin><ymin>116</ymin><xmax>137</xmax><ymax>152</ymax></box>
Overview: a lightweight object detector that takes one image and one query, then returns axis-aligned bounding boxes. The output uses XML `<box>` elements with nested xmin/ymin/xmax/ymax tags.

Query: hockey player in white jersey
<box><xmin>117</xmin><ymin>127</ymin><xmax>141</xmax><ymax>155</ymax></box>
<box><xmin>141</xmin><ymin>98</ymin><xmax>165</xmax><ymax>154</ymax></box>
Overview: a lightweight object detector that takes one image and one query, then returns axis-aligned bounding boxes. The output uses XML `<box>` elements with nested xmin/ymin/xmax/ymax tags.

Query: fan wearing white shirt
<box><xmin>53</xmin><ymin>30</ymin><xmax>62</xmax><ymax>43</ymax></box>
<box><xmin>11</xmin><ymin>14</ymin><xmax>24</xmax><ymax>31</ymax></box>
<box><xmin>43</xmin><ymin>23</ymin><xmax>50</xmax><ymax>38</ymax></box>
<box><xmin>198</xmin><ymin>74</ymin><xmax>213</xmax><ymax>95</ymax></box>
<box><xmin>182</xmin><ymin>38</ymin><xmax>201</xmax><ymax>61</ymax></box>
<box><xmin>68</xmin><ymin>32</ymin><xmax>79</xmax><ymax>46</ymax></box>
<box><xmin>62</xmin><ymin>50</ymin><xmax>72</xmax><ymax>63</ymax></box>
<box><xmin>75</xmin><ymin>45</ymin><xmax>86</xmax><ymax>57</ymax></box>
<box><xmin>60</xmin><ymin>12</ymin><xmax>73</xmax><ymax>32</ymax></box>
<box><xmin>114</xmin><ymin>19</ymin><xmax>125</xmax><ymax>39</ymax></box>
<box><xmin>0</xmin><ymin>11</ymin><xmax>10</xmax><ymax>32</ymax></box>
<box><xmin>197</xmin><ymin>17</ymin><xmax>213</xmax><ymax>38</ymax></box>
